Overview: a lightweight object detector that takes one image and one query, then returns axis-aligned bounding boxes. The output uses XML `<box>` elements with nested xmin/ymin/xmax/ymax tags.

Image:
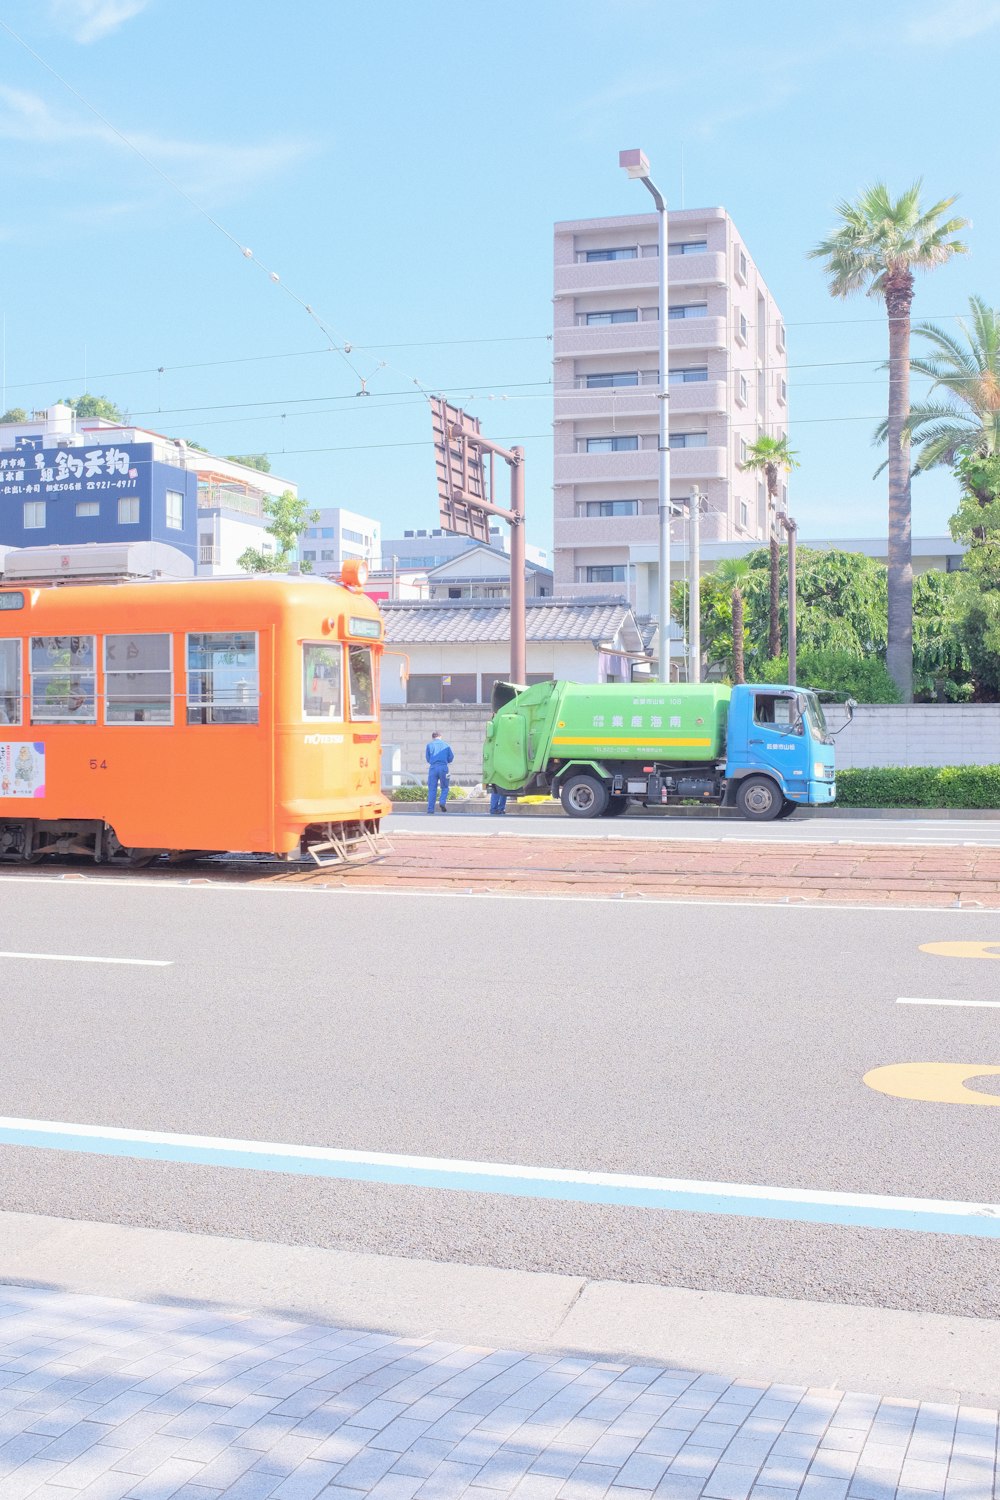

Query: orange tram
<box><xmin>0</xmin><ymin>566</ymin><xmax>391</xmax><ymax>866</ymax></box>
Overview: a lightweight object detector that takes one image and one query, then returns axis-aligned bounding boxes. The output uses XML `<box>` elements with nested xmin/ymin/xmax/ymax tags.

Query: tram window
<box><xmin>30</xmin><ymin>636</ymin><xmax>96</xmax><ymax>724</ymax></box>
<box><xmin>303</xmin><ymin>643</ymin><xmax>343</xmax><ymax>720</ymax></box>
<box><xmin>0</xmin><ymin>639</ymin><xmax>21</xmax><ymax>725</ymax></box>
<box><xmin>105</xmin><ymin>634</ymin><xmax>172</xmax><ymax>724</ymax></box>
<box><xmin>186</xmin><ymin>632</ymin><xmax>259</xmax><ymax>725</ymax></box>
<box><xmin>348</xmin><ymin>645</ymin><xmax>375</xmax><ymax>720</ymax></box>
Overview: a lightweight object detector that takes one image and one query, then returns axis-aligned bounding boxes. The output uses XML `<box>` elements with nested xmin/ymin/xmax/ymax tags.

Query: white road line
<box><xmin>0</xmin><ymin>951</ymin><xmax>171</xmax><ymax>967</ymax></box>
<box><xmin>0</xmin><ymin>1115</ymin><xmax>997</xmax><ymax>1237</ymax></box>
<box><xmin>897</xmin><ymin>996</ymin><xmax>1000</xmax><ymax>1009</ymax></box>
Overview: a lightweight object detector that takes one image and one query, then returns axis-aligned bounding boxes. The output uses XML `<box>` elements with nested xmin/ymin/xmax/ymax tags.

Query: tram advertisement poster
<box><xmin>0</xmin><ymin>743</ymin><xmax>46</xmax><ymax>798</ymax></box>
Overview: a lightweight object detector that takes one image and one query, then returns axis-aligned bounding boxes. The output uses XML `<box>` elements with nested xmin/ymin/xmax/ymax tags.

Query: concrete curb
<box><xmin>1</xmin><ymin>1211</ymin><xmax>996</xmax><ymax>1404</ymax></box>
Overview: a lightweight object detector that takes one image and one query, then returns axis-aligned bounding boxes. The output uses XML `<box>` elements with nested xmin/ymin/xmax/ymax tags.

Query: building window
<box><xmin>407</xmin><ymin>673</ymin><xmax>478</xmax><ymax>705</ymax></box>
<box><xmin>739</xmin><ymin>437</ymin><xmax>749</xmax><ymax>464</ymax></box>
<box><xmin>75</xmin><ymin>501</ymin><xmax>99</xmax><ymax>518</ymax></box>
<box><xmin>668</xmin><ymin>240</ymin><xmax>708</xmax><ymax>255</ymax></box>
<box><xmin>585</xmin><ymin>247</ymin><xmax>637</xmax><ymax>262</ymax></box>
<box><xmin>0</xmin><ymin>639</ymin><xmax>21</xmax><ymax>725</ymax></box>
<box><xmin>585</xmin><ymin>309</ymin><xmax>639</xmax><ymax>325</ymax></box>
<box><xmin>105</xmin><ymin>633</ymin><xmax>172</xmax><ymax>724</ymax></box>
<box><xmin>778</xmin><ymin>377</ymin><xmax>788</xmax><ymax>404</ymax></box>
<box><xmin>586</xmin><ymin>436</ymin><xmax>640</xmax><ymax>453</ymax></box>
<box><xmin>582</xmin><ymin>565</ymin><xmax>627</xmax><ymax>583</ymax></box>
<box><xmin>343</xmin><ymin>528</ymin><xmax>365</xmax><ymax>544</ymax></box>
<box><xmin>735</xmin><ymin>247</ymin><xmax>748</xmax><ymax>283</ymax></box>
<box><xmin>321</xmin><ymin>527</ymin><xmax>335</xmax><ymax>538</ymax></box>
<box><xmin>186</xmin><ymin>632</ymin><xmax>258</xmax><ymax>725</ymax></box>
<box><xmin>669</xmin><ymin>432</ymin><xmax>709</xmax><ymax>449</ymax></box>
<box><xmin>585</xmin><ymin>371</ymin><xmax>640</xmax><ymax>388</ymax></box>
<box><xmin>736</xmin><ymin>312</ymin><xmax>749</xmax><ymax>345</ymax></box>
<box><xmin>668</xmin><ymin>366</ymin><xmax>709</xmax><ymax>384</ymax></box>
<box><xmin>320</xmin><ymin>549</ymin><xmax>335</xmax><ymax>561</ymax></box>
<box><xmin>776</xmin><ymin>319</ymin><xmax>786</xmax><ymax>352</ymax></box>
<box><xmin>737</xmin><ymin>374</ymin><xmax>749</xmax><ymax>406</ymax></box>
<box><xmin>118</xmin><ymin>496</ymin><xmax>140</xmax><ymax>525</ymax></box>
<box><xmin>303</xmin><ymin>550</ymin><xmax>316</xmax><ymax>561</ymax></box>
<box><xmin>30</xmin><ymin>635</ymin><xmax>96</xmax><ymax>724</ymax></box>
<box><xmin>23</xmin><ymin>501</ymin><xmax>45</xmax><ymax>529</ymax></box>
<box><xmin>584</xmin><ymin>500</ymin><xmax>639</xmax><ymax>517</ymax></box>
<box><xmin>303</xmin><ymin>642</ymin><xmax>343</xmax><ymax>720</ymax></box>
<box><xmin>668</xmin><ymin>303</ymin><xmax>708</xmax><ymax>320</ymax></box>
<box><xmin>480</xmin><ymin>672</ymin><xmax>551</xmax><ymax>703</ymax></box>
<box><xmin>165</xmin><ymin>489</ymin><xmax>184</xmax><ymax>530</ymax></box>
<box><xmin>740</xmin><ymin>500</ymin><xmax>750</xmax><ymax>530</ymax></box>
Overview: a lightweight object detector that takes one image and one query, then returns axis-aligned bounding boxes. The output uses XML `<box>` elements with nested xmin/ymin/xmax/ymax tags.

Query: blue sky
<box><xmin>1</xmin><ymin>0</ymin><xmax>998</xmax><ymax>554</ymax></box>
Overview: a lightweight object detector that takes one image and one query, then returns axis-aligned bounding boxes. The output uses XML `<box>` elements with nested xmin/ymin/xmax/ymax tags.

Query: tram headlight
<box><xmin>341</xmin><ymin>558</ymin><xmax>369</xmax><ymax>589</ymax></box>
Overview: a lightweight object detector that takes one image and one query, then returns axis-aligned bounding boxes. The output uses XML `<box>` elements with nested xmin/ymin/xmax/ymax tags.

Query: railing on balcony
<box><xmin>199</xmin><ymin>545</ymin><xmax>220</xmax><ymax>566</ymax></box>
<box><xmin>197</xmin><ymin>483</ymin><xmax>266</xmax><ymax>518</ymax></box>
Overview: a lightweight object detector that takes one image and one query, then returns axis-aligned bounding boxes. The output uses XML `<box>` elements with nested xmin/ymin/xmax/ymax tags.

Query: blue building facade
<box><xmin>0</xmin><ymin>439</ymin><xmax>198</xmax><ymax>564</ymax></box>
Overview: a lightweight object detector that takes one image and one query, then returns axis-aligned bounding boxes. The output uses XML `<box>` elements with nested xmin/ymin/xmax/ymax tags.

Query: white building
<box><xmin>194</xmin><ymin>457</ymin><xmax>298</xmax><ymax>575</ymax></box>
<box><xmin>297</xmin><ymin>507</ymin><xmax>381</xmax><ymax>577</ymax></box>
<box><xmin>553</xmin><ymin>208</ymin><xmax>788</xmax><ymax>615</ymax></box>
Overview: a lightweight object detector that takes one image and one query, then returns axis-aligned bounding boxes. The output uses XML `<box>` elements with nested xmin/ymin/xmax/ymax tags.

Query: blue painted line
<box><xmin>0</xmin><ymin>1118</ymin><xmax>997</xmax><ymax>1238</ymax></box>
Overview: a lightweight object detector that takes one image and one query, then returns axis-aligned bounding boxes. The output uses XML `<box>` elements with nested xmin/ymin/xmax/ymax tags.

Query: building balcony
<box><xmin>554</xmin><ymin>515</ymin><xmax>656</xmax><ymax>547</ymax></box>
<box><xmin>553</xmin><ymin>317</ymin><xmax>728</xmax><ymax>360</ymax></box>
<box><xmin>555</xmin><ymin>445</ymin><xmax>727</xmax><ymax>486</ymax></box>
<box><xmin>553</xmin><ymin>380</ymin><xmax>728</xmax><ymax>423</ymax></box>
<box><xmin>197</xmin><ymin>483</ymin><xmax>266</xmax><ymax>518</ymax></box>
<box><xmin>199</xmin><ymin>545</ymin><xmax>220</xmax><ymax>566</ymax></box>
<box><xmin>554</xmin><ymin>250</ymin><xmax>727</xmax><ymax>298</ymax></box>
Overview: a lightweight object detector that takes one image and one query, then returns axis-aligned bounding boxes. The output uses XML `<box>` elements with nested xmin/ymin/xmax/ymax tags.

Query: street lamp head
<box><xmin>619</xmin><ymin>147</ymin><xmax>650</xmax><ymax>180</ymax></box>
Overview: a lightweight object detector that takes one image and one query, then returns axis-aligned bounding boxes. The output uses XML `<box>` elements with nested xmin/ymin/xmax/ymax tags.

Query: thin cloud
<box><xmin>48</xmin><ymin>0</ymin><xmax>151</xmax><ymax>44</ymax></box>
<box><xmin>0</xmin><ymin>86</ymin><xmax>313</xmax><ymax>200</ymax></box>
<box><xmin>906</xmin><ymin>0</ymin><xmax>1000</xmax><ymax>43</ymax></box>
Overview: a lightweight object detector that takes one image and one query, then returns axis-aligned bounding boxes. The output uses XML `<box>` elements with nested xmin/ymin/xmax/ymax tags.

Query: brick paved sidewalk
<box><xmin>0</xmin><ymin>1286</ymin><xmax>995</xmax><ymax>1500</ymax></box>
<box><xmin>260</xmin><ymin>834</ymin><xmax>1000</xmax><ymax>909</ymax></box>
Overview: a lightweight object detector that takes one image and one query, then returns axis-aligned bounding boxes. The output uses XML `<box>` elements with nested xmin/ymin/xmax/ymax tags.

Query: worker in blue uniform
<box><xmin>425</xmin><ymin>730</ymin><xmax>454</xmax><ymax>814</ymax></box>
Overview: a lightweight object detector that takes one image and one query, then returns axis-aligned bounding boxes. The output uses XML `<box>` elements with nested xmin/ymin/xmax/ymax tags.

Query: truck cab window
<box><xmin>0</xmin><ymin>639</ymin><xmax>20</xmax><ymax>724</ymax></box>
<box><xmin>303</xmin><ymin>643</ymin><xmax>343</xmax><ymax>720</ymax></box>
<box><xmin>753</xmin><ymin>694</ymin><xmax>802</xmax><ymax>734</ymax></box>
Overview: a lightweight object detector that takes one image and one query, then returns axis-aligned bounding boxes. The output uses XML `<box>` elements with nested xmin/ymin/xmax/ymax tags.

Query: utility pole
<box><xmin>782</xmin><ymin>514</ymin><xmax>798</xmax><ymax>685</ymax></box>
<box><xmin>620</xmin><ymin>149</ymin><xmax>670</xmax><ymax>681</ymax></box>
<box><xmin>688</xmin><ymin>486</ymin><xmax>701</xmax><ymax>683</ymax></box>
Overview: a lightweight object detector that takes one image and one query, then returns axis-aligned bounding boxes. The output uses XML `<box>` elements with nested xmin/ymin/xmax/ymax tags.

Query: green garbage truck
<box><xmin>483</xmin><ymin>679</ymin><xmax>839</xmax><ymax>822</ymax></box>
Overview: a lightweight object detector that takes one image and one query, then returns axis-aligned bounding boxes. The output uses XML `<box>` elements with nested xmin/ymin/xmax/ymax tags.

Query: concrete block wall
<box><xmin>822</xmin><ymin>705</ymin><xmax>1000</xmax><ymax>769</ymax></box>
<box><xmin>381</xmin><ymin>703</ymin><xmax>1000</xmax><ymax>783</ymax></box>
<box><xmin>382</xmin><ymin>704</ymin><xmax>494</xmax><ymax>785</ymax></box>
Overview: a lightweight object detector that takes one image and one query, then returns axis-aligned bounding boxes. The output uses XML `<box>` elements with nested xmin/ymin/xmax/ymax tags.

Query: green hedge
<box><xmin>836</xmin><ymin>765</ymin><xmax>1000</xmax><ymax>809</ymax></box>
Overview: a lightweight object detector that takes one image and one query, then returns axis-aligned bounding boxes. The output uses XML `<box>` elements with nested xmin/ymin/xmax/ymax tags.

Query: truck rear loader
<box><xmin>483</xmin><ymin>680</ymin><xmax>837</xmax><ymax>821</ymax></box>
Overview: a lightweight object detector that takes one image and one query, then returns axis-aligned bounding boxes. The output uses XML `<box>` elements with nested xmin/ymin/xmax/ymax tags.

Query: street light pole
<box><xmin>620</xmin><ymin>149</ymin><xmax>670</xmax><ymax>681</ymax></box>
<box><xmin>688</xmin><ymin>485</ymin><xmax>701</xmax><ymax>683</ymax></box>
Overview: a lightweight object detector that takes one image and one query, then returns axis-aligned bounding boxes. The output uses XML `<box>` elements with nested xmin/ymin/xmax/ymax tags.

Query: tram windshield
<box><xmin>303</xmin><ymin>643</ymin><xmax>343</xmax><ymax>720</ymax></box>
<box><xmin>348</xmin><ymin>645</ymin><xmax>375</xmax><ymax>720</ymax></box>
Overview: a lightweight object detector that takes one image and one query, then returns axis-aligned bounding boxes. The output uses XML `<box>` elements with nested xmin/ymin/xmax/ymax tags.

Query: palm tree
<box><xmin>874</xmin><ymin>295</ymin><xmax>1000</xmax><ymax>471</ymax></box>
<box><xmin>740</xmin><ymin>435</ymin><xmax>799</xmax><ymax>659</ymax></box>
<box><xmin>714</xmin><ymin>558</ymin><xmax>751</xmax><ymax>683</ymax></box>
<box><xmin>809</xmin><ymin>182</ymin><xmax>969</xmax><ymax>701</ymax></box>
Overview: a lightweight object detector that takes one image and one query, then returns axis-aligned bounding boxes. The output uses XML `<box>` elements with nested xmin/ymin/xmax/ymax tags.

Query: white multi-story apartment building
<box><xmin>553</xmin><ymin>208</ymin><xmax>788</xmax><ymax>615</ymax></box>
<box><xmin>298</xmin><ymin>507</ymin><xmax>381</xmax><ymax>577</ymax></box>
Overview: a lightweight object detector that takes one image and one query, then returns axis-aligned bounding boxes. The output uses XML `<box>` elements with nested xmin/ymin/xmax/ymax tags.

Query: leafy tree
<box><xmin>237</xmin><ymin>490</ymin><xmax>319</xmax><ymax>574</ymax></box>
<box><xmin>185</xmin><ymin>440</ymin><xmax>209</xmax><ymax>452</ymax></box>
<box><xmin>874</xmin><ymin>295</ymin><xmax>1000</xmax><ymax>473</ymax></box>
<box><xmin>739</xmin><ymin>435</ymin><xmax>799</xmax><ymax>657</ymax></box>
<box><xmin>809</xmin><ymin>181</ymin><xmax>969</xmax><ymax>701</ymax></box>
<box><xmin>947</xmin><ymin>452</ymin><xmax>1000</xmax><ymax>698</ymax></box>
<box><xmin>60</xmin><ymin>393</ymin><xmax>125</xmax><ymax>421</ymax></box>
<box><xmin>912</xmin><ymin>568</ymin><xmax>972</xmax><ymax>701</ymax></box>
<box><xmin>0</xmin><ymin>407</ymin><xmax>27</xmax><ymax>423</ymax></box>
<box><xmin>227</xmin><ymin>453</ymin><xmax>271</xmax><ymax>473</ymax></box>
<box><xmin>756</xmin><ymin>650</ymin><xmax>900</xmax><ymax>703</ymax></box>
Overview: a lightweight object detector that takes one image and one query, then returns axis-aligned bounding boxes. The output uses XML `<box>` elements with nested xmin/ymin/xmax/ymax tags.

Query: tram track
<box><xmin>7</xmin><ymin>830</ymin><xmax>1000</xmax><ymax>907</ymax></box>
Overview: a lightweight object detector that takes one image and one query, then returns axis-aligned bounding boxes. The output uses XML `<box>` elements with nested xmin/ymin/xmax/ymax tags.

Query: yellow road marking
<box><xmin>864</xmin><ymin>1063</ymin><xmax>1000</xmax><ymax>1106</ymax></box>
<box><xmin>920</xmin><ymin>941</ymin><xmax>1000</xmax><ymax>960</ymax></box>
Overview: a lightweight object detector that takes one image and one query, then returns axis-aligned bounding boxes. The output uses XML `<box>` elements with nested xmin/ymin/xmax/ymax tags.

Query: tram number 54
<box><xmin>89</xmin><ymin>759</ymin><xmax>108</xmax><ymax>771</ymax></box>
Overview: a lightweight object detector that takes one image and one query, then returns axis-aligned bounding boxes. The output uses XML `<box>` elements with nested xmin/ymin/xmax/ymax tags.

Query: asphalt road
<box><xmin>391</xmin><ymin>807</ymin><xmax>1000</xmax><ymax>846</ymax></box>
<box><xmin>0</xmin><ymin>875</ymin><xmax>998</xmax><ymax>1318</ymax></box>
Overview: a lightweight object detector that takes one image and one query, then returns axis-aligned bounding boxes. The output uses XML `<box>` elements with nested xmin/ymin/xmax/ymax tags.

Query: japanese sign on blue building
<box><xmin>0</xmin><ymin>443</ymin><xmax>142</xmax><ymax>498</ymax></box>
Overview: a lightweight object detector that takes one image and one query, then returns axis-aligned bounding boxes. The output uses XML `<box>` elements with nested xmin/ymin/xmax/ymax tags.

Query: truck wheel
<box><xmin>736</xmin><ymin>775</ymin><xmax>783</xmax><ymax>821</ymax></box>
<box><xmin>777</xmin><ymin>800</ymin><xmax>799</xmax><ymax>819</ymax></box>
<box><xmin>560</xmin><ymin>774</ymin><xmax>609</xmax><ymax>819</ymax></box>
<box><xmin>604</xmin><ymin>796</ymin><xmax>629</xmax><ymax>817</ymax></box>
